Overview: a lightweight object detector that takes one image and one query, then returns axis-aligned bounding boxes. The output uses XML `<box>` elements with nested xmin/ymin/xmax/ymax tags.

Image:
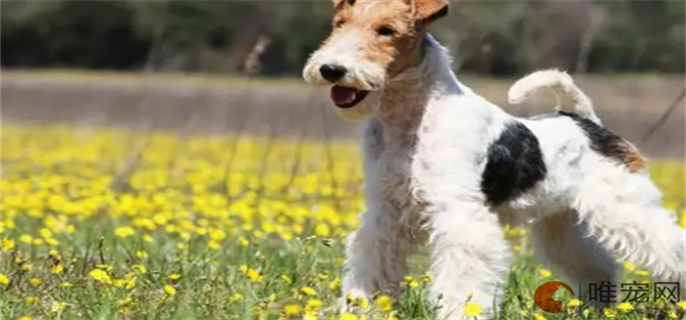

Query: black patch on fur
<box><xmin>481</xmin><ymin>121</ymin><xmax>547</xmax><ymax>206</ymax></box>
<box><xmin>557</xmin><ymin>111</ymin><xmax>631</xmax><ymax>166</ymax></box>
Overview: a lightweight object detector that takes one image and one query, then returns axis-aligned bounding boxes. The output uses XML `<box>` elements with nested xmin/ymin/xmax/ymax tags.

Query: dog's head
<box><xmin>303</xmin><ymin>0</ymin><xmax>449</xmax><ymax>120</ymax></box>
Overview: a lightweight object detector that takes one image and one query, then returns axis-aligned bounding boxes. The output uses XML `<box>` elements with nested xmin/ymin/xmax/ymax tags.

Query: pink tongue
<box><xmin>331</xmin><ymin>86</ymin><xmax>358</xmax><ymax>105</ymax></box>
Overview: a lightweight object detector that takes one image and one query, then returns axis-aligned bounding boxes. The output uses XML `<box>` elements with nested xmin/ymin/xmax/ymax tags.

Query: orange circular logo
<box><xmin>534</xmin><ymin>281</ymin><xmax>575</xmax><ymax>313</ymax></box>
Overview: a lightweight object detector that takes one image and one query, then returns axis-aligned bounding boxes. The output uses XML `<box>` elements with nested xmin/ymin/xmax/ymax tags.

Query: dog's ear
<box><xmin>412</xmin><ymin>0</ymin><xmax>449</xmax><ymax>30</ymax></box>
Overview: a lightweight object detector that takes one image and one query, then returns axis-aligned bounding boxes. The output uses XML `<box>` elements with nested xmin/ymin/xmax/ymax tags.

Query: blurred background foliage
<box><xmin>1</xmin><ymin>0</ymin><xmax>684</xmax><ymax>76</ymax></box>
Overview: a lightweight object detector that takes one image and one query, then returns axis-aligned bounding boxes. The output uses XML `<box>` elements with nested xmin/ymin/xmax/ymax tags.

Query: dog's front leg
<box><xmin>340</xmin><ymin>205</ymin><xmax>414</xmax><ymax>310</ymax></box>
<box><xmin>427</xmin><ymin>201</ymin><xmax>511</xmax><ymax>319</ymax></box>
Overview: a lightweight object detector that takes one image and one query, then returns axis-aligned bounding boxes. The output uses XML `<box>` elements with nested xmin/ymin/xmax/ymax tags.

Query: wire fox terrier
<box><xmin>303</xmin><ymin>0</ymin><xmax>686</xmax><ymax>318</ymax></box>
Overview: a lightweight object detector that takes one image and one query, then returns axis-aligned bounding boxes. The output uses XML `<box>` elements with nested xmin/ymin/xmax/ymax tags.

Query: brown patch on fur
<box><xmin>617</xmin><ymin>140</ymin><xmax>646</xmax><ymax>173</ymax></box>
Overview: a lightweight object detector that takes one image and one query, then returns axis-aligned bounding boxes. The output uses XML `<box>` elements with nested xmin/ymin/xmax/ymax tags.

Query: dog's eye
<box><xmin>377</xmin><ymin>26</ymin><xmax>395</xmax><ymax>36</ymax></box>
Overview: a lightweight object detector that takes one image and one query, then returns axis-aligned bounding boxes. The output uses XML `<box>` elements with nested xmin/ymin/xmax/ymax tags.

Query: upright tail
<box><xmin>508</xmin><ymin>69</ymin><xmax>601</xmax><ymax>125</ymax></box>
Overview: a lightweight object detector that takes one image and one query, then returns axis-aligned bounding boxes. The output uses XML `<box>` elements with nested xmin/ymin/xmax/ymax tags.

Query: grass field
<box><xmin>0</xmin><ymin>124</ymin><xmax>684</xmax><ymax>320</ymax></box>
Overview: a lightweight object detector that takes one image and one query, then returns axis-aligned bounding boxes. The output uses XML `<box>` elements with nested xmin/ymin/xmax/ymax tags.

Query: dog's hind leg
<box><xmin>572</xmin><ymin>160</ymin><xmax>686</xmax><ymax>297</ymax></box>
<box><xmin>531</xmin><ymin>211</ymin><xmax>619</xmax><ymax>309</ymax></box>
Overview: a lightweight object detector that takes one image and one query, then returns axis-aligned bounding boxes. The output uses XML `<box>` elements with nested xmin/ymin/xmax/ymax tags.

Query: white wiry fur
<box><xmin>304</xmin><ymin>34</ymin><xmax>686</xmax><ymax>319</ymax></box>
<box><xmin>508</xmin><ymin>69</ymin><xmax>601</xmax><ymax>125</ymax></box>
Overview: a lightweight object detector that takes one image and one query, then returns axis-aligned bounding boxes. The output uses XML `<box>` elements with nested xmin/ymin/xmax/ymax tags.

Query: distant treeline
<box><xmin>2</xmin><ymin>0</ymin><xmax>684</xmax><ymax>76</ymax></box>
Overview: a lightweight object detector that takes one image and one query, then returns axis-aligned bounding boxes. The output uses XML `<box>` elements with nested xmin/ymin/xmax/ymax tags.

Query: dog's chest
<box><xmin>363</xmin><ymin>120</ymin><xmax>426</xmax><ymax>227</ymax></box>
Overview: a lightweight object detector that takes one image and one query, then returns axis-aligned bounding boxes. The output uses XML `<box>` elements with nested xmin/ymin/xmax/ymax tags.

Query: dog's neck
<box><xmin>376</xmin><ymin>34</ymin><xmax>466</xmax><ymax>133</ymax></box>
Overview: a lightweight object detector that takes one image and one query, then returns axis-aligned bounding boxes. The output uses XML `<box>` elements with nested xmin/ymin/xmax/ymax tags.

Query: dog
<box><xmin>303</xmin><ymin>0</ymin><xmax>686</xmax><ymax>318</ymax></box>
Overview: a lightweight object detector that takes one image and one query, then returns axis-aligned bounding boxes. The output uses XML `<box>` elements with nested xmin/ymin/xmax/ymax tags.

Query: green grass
<box><xmin>0</xmin><ymin>124</ymin><xmax>684</xmax><ymax>320</ymax></box>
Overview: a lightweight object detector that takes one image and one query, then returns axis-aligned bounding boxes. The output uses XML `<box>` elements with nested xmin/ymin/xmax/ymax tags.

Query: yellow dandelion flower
<box><xmin>618</xmin><ymin>302</ymin><xmax>634</xmax><ymax>312</ymax></box>
<box><xmin>0</xmin><ymin>273</ymin><xmax>9</xmax><ymax>285</ymax></box>
<box><xmin>29</xmin><ymin>278</ymin><xmax>42</xmax><ymax>287</ymax></box>
<box><xmin>283</xmin><ymin>303</ymin><xmax>301</xmax><ymax>316</ymax></box>
<box><xmin>208</xmin><ymin>240</ymin><xmax>221</xmax><ymax>250</ymax></box>
<box><xmin>306</xmin><ymin>298</ymin><xmax>323</xmax><ymax>312</ymax></box>
<box><xmin>676</xmin><ymin>301</ymin><xmax>686</xmax><ymax>310</ymax></box>
<box><xmin>668</xmin><ymin>310</ymin><xmax>678</xmax><ymax>319</ymax></box>
<box><xmin>329</xmin><ymin>278</ymin><xmax>341</xmax><ymax>291</ymax></box>
<box><xmin>51</xmin><ymin>264</ymin><xmax>64</xmax><ymax>274</ymax></box>
<box><xmin>463</xmin><ymin>301</ymin><xmax>483</xmax><ymax>317</ymax></box>
<box><xmin>303</xmin><ymin>311</ymin><xmax>318</xmax><ymax>320</ymax></box>
<box><xmin>356</xmin><ymin>297</ymin><xmax>369</xmax><ymax>309</ymax></box>
<box><xmin>169</xmin><ymin>274</ymin><xmax>181</xmax><ymax>281</ymax></box>
<box><xmin>136</xmin><ymin>251</ymin><xmax>148</xmax><ymax>259</ymax></box>
<box><xmin>115</xmin><ymin>226</ymin><xmax>135</xmax><ymax>238</ymax></box>
<box><xmin>634</xmin><ymin>270</ymin><xmax>650</xmax><ymax>277</ymax></box>
<box><xmin>143</xmin><ymin>234</ymin><xmax>153</xmax><ymax>243</ymax></box>
<box><xmin>18</xmin><ymin>316</ymin><xmax>31</xmax><ymax>320</ymax></box>
<box><xmin>132</xmin><ymin>264</ymin><xmax>147</xmax><ymax>274</ymax></box>
<box><xmin>238</xmin><ymin>236</ymin><xmax>249</xmax><ymax>247</ymax></box>
<box><xmin>164</xmin><ymin>285</ymin><xmax>177</xmax><ymax>296</ymax></box>
<box><xmin>60</xmin><ymin>281</ymin><xmax>72</xmax><ymax>288</ymax></box>
<box><xmin>2</xmin><ymin>238</ymin><xmax>15</xmax><ymax>251</ymax></box>
<box><xmin>539</xmin><ymin>268</ymin><xmax>552</xmax><ymax>279</ymax></box>
<box><xmin>375</xmin><ymin>295</ymin><xmax>394</xmax><ymax>312</ymax></box>
<box><xmin>19</xmin><ymin>234</ymin><xmax>33</xmax><ymax>244</ymax></box>
<box><xmin>567</xmin><ymin>298</ymin><xmax>582</xmax><ymax>307</ymax></box>
<box><xmin>624</xmin><ymin>261</ymin><xmax>636</xmax><ymax>273</ymax></box>
<box><xmin>282</xmin><ymin>275</ymin><xmax>293</xmax><ymax>284</ymax></box>
<box><xmin>89</xmin><ymin>269</ymin><xmax>113</xmax><ymax>285</ymax></box>
<box><xmin>209</xmin><ymin>229</ymin><xmax>226</xmax><ymax>241</ymax></box>
<box><xmin>533</xmin><ymin>314</ymin><xmax>547</xmax><ymax>320</ymax></box>
<box><xmin>340</xmin><ymin>312</ymin><xmax>358</xmax><ymax>320</ymax></box>
<box><xmin>25</xmin><ymin>296</ymin><xmax>38</xmax><ymax>304</ymax></box>
<box><xmin>314</xmin><ymin>223</ymin><xmax>330</xmax><ymax>237</ymax></box>
<box><xmin>300</xmin><ymin>286</ymin><xmax>317</xmax><ymax>296</ymax></box>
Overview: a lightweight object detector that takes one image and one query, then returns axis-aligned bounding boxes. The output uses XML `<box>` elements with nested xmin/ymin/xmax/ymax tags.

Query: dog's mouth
<box><xmin>331</xmin><ymin>85</ymin><xmax>369</xmax><ymax>109</ymax></box>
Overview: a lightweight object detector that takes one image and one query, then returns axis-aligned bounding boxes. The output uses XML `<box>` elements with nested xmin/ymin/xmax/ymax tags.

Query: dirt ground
<box><xmin>1</xmin><ymin>71</ymin><xmax>684</xmax><ymax>158</ymax></box>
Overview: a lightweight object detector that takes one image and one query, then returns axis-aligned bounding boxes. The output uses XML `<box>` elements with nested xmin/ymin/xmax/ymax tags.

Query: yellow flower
<box><xmin>329</xmin><ymin>278</ymin><xmax>341</xmax><ymax>291</ymax></box>
<box><xmin>164</xmin><ymin>285</ymin><xmax>177</xmax><ymax>296</ymax></box>
<box><xmin>132</xmin><ymin>264</ymin><xmax>147</xmax><ymax>274</ymax></box>
<box><xmin>303</xmin><ymin>311</ymin><xmax>318</xmax><ymax>320</ymax></box>
<box><xmin>209</xmin><ymin>229</ymin><xmax>226</xmax><ymax>241</ymax></box>
<box><xmin>0</xmin><ymin>273</ymin><xmax>8</xmax><ymax>285</ymax></box>
<box><xmin>623</xmin><ymin>261</ymin><xmax>636</xmax><ymax>273</ymax></box>
<box><xmin>238</xmin><ymin>236</ymin><xmax>250</xmax><ymax>247</ymax></box>
<box><xmin>282</xmin><ymin>275</ymin><xmax>293</xmax><ymax>284</ymax></box>
<box><xmin>618</xmin><ymin>302</ymin><xmax>634</xmax><ymax>312</ymax></box>
<box><xmin>229</xmin><ymin>293</ymin><xmax>243</xmax><ymax>302</ymax></box>
<box><xmin>306</xmin><ymin>298</ymin><xmax>323</xmax><ymax>312</ymax></box>
<box><xmin>539</xmin><ymin>268</ymin><xmax>552</xmax><ymax>278</ymax></box>
<box><xmin>634</xmin><ymin>270</ymin><xmax>650</xmax><ymax>277</ymax></box>
<box><xmin>25</xmin><ymin>296</ymin><xmax>38</xmax><ymax>304</ymax></box>
<box><xmin>567</xmin><ymin>298</ymin><xmax>582</xmax><ymax>307</ymax></box>
<box><xmin>463</xmin><ymin>301</ymin><xmax>483</xmax><ymax>317</ymax></box>
<box><xmin>668</xmin><ymin>310</ymin><xmax>678</xmax><ymax>319</ymax></box>
<box><xmin>340</xmin><ymin>312</ymin><xmax>358</xmax><ymax>320</ymax></box>
<box><xmin>136</xmin><ymin>251</ymin><xmax>148</xmax><ymax>259</ymax></box>
<box><xmin>1</xmin><ymin>238</ymin><xmax>15</xmax><ymax>251</ymax></box>
<box><xmin>375</xmin><ymin>295</ymin><xmax>394</xmax><ymax>312</ymax></box>
<box><xmin>533</xmin><ymin>314</ymin><xmax>547</xmax><ymax>320</ymax></box>
<box><xmin>29</xmin><ymin>278</ymin><xmax>42</xmax><ymax>287</ymax></box>
<box><xmin>283</xmin><ymin>303</ymin><xmax>301</xmax><ymax>316</ymax></box>
<box><xmin>18</xmin><ymin>316</ymin><xmax>32</xmax><ymax>320</ymax></box>
<box><xmin>676</xmin><ymin>301</ymin><xmax>686</xmax><ymax>310</ymax></box>
<box><xmin>51</xmin><ymin>264</ymin><xmax>64</xmax><ymax>274</ymax></box>
<box><xmin>314</xmin><ymin>223</ymin><xmax>330</xmax><ymax>237</ymax></box>
<box><xmin>143</xmin><ymin>234</ymin><xmax>153</xmax><ymax>243</ymax></box>
<box><xmin>169</xmin><ymin>274</ymin><xmax>181</xmax><ymax>281</ymax></box>
<box><xmin>89</xmin><ymin>269</ymin><xmax>113</xmax><ymax>285</ymax></box>
<box><xmin>300</xmin><ymin>286</ymin><xmax>317</xmax><ymax>296</ymax></box>
<box><xmin>208</xmin><ymin>240</ymin><xmax>221</xmax><ymax>250</ymax></box>
<box><xmin>115</xmin><ymin>226</ymin><xmax>135</xmax><ymax>238</ymax></box>
<box><xmin>19</xmin><ymin>234</ymin><xmax>33</xmax><ymax>244</ymax></box>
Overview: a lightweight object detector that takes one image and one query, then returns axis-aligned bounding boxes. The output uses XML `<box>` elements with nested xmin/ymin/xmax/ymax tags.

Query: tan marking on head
<box><xmin>326</xmin><ymin>0</ymin><xmax>449</xmax><ymax>78</ymax></box>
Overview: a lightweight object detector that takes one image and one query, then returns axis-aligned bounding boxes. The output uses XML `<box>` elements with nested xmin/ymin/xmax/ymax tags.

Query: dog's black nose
<box><xmin>319</xmin><ymin>64</ymin><xmax>347</xmax><ymax>82</ymax></box>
